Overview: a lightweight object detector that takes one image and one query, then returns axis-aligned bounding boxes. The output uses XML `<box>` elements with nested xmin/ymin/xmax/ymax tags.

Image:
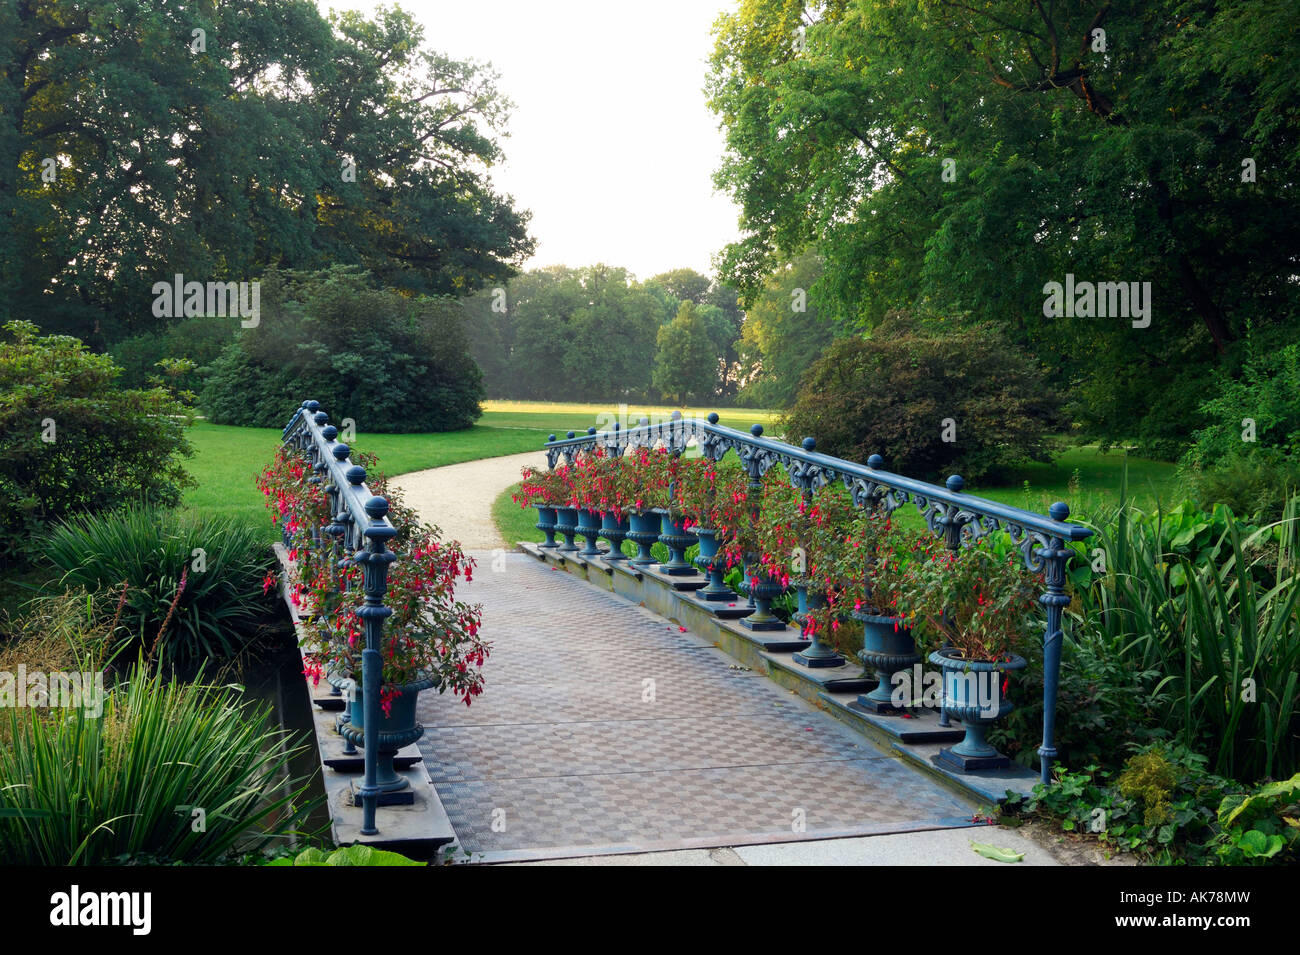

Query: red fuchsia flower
<box><xmin>263</xmin><ymin>571</ymin><xmax>278</xmax><ymax>595</ymax></box>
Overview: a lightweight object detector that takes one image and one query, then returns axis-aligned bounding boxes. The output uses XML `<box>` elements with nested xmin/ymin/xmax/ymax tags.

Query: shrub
<box><xmin>1069</xmin><ymin>492</ymin><xmax>1300</xmax><ymax>781</ymax></box>
<box><xmin>0</xmin><ymin>661</ymin><xmax>319</xmax><ymax>865</ymax></box>
<box><xmin>1186</xmin><ymin>448</ymin><xmax>1300</xmax><ymax>523</ymax></box>
<box><xmin>0</xmin><ymin>321</ymin><xmax>194</xmax><ymax>563</ymax></box>
<box><xmin>44</xmin><ymin>506</ymin><xmax>277</xmax><ymax>672</ymax></box>
<box><xmin>781</xmin><ymin>311</ymin><xmax>1062</xmax><ymax>483</ymax></box>
<box><xmin>1185</xmin><ymin>343</ymin><xmax>1300</xmax><ymax>469</ymax></box>
<box><xmin>202</xmin><ymin>267</ymin><xmax>484</xmax><ymax>432</ymax></box>
<box><xmin>1005</xmin><ymin>744</ymin><xmax>1247</xmax><ymax>864</ymax></box>
<box><xmin>109</xmin><ymin>315</ymin><xmax>242</xmax><ymax>393</ymax></box>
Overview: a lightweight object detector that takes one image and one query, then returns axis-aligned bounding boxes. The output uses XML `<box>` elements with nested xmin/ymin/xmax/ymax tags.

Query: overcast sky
<box><xmin>323</xmin><ymin>0</ymin><xmax>743</xmax><ymax>282</ymax></box>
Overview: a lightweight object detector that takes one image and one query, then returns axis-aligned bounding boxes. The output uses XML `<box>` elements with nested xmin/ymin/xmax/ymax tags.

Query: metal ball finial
<box><xmin>868</xmin><ymin>454</ymin><xmax>884</xmax><ymax>469</ymax></box>
<box><xmin>802</xmin><ymin>436</ymin><xmax>815</xmax><ymax>452</ymax></box>
<box><xmin>566</xmin><ymin>431</ymin><xmax>575</xmax><ymax>439</ymax></box>
<box><xmin>1049</xmin><ymin>501</ymin><xmax>1070</xmax><ymax>522</ymax></box>
<box><xmin>345</xmin><ymin>465</ymin><xmax>366</xmax><ymax>486</ymax></box>
<box><xmin>587</xmin><ymin>426</ymin><xmax>596</xmax><ymax>435</ymax></box>
<box><xmin>332</xmin><ymin>444</ymin><xmax>350</xmax><ymax>461</ymax></box>
<box><xmin>313</xmin><ymin>412</ymin><xmax>329</xmax><ymax>425</ymax></box>
<box><xmin>750</xmin><ymin>424</ymin><xmax>764</xmax><ymax>437</ymax></box>
<box><xmin>548</xmin><ymin>434</ymin><xmax>556</xmax><ymax>443</ymax></box>
<box><xmin>321</xmin><ymin>425</ymin><xmax>338</xmax><ymax>441</ymax></box>
<box><xmin>707</xmin><ymin>412</ymin><xmax>719</xmax><ymax>425</ymax></box>
<box><xmin>364</xmin><ymin>496</ymin><xmax>388</xmax><ymax>520</ymax></box>
<box><xmin>946</xmin><ymin>474</ymin><xmax>964</xmax><ymax>493</ymax></box>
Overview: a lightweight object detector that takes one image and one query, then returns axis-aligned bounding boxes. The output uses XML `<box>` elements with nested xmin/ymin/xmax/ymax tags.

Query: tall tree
<box><xmin>708</xmin><ymin>0</ymin><xmax>1300</xmax><ymax>456</ymax></box>
<box><xmin>653</xmin><ymin>301</ymin><xmax>717</xmax><ymax>404</ymax></box>
<box><xmin>0</xmin><ymin>1</ymin><xmax>532</xmax><ymax>340</ymax></box>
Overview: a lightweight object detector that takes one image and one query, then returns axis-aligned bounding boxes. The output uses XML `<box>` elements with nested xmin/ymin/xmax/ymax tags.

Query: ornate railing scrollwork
<box><xmin>542</xmin><ymin>413</ymin><xmax>1092</xmax><ymax>786</ymax></box>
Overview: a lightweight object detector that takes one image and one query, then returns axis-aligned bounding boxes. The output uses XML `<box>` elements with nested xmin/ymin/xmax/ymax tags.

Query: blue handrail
<box><xmin>545</xmin><ymin>412</ymin><xmax>1089</xmax><ymax>786</ymax></box>
<box><xmin>282</xmin><ymin>399</ymin><xmax>396</xmax><ymax>836</ymax></box>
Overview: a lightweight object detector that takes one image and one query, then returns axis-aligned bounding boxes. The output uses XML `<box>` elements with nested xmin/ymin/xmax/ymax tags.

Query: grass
<box><xmin>182</xmin><ymin>401</ymin><xmax>779</xmax><ymax>527</ymax></box>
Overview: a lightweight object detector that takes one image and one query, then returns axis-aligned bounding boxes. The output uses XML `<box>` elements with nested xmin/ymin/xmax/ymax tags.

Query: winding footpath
<box><xmin>395</xmin><ymin>452</ymin><xmax>1061</xmax><ymax>865</ymax></box>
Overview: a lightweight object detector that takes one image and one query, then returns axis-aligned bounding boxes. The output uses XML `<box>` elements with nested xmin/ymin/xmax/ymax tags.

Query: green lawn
<box><xmin>182</xmin><ymin>400</ymin><xmax>780</xmax><ymax>527</ymax></box>
<box><xmin>480</xmin><ymin>399</ymin><xmax>778</xmax><ymax>435</ymax></box>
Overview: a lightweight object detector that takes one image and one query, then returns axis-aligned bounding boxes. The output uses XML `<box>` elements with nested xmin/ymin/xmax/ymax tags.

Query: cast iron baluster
<box><xmin>1038</xmin><ymin>504</ymin><xmax>1072</xmax><ymax>786</ymax></box>
<box><xmin>791</xmin><ymin>436</ymin><xmax>843</xmax><ymax>667</ymax></box>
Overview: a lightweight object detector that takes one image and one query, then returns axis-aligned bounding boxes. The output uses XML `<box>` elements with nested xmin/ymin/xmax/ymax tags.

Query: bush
<box><xmin>202</xmin><ymin>267</ymin><xmax>484</xmax><ymax>432</ymax></box>
<box><xmin>0</xmin><ymin>321</ymin><xmax>194</xmax><ymax>563</ymax></box>
<box><xmin>109</xmin><ymin>315</ymin><xmax>242</xmax><ymax>393</ymax></box>
<box><xmin>781</xmin><ymin>311</ymin><xmax>1062</xmax><ymax>483</ymax></box>
<box><xmin>44</xmin><ymin>506</ymin><xmax>277</xmax><ymax>672</ymax></box>
<box><xmin>1185</xmin><ymin>343</ymin><xmax>1300</xmax><ymax>469</ymax></box>
<box><xmin>0</xmin><ymin>660</ymin><xmax>318</xmax><ymax>865</ymax></box>
<box><xmin>1068</xmin><ymin>493</ymin><xmax>1300</xmax><ymax>781</ymax></box>
<box><xmin>1186</xmin><ymin>448</ymin><xmax>1300</xmax><ymax>523</ymax></box>
<box><xmin>1005</xmin><ymin>744</ymin><xmax>1246</xmax><ymax>864</ymax></box>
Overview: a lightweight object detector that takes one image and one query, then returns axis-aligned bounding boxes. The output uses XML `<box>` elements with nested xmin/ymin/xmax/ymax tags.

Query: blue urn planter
<box><xmin>739</xmin><ymin>566</ymin><xmax>787</xmax><ymax>631</ymax></box>
<box><xmin>553</xmin><ymin>506</ymin><xmax>579</xmax><ymax>552</ymax></box>
<box><xmin>693</xmin><ymin>528</ymin><xmax>736</xmax><ymax>601</ymax></box>
<box><xmin>534</xmin><ymin>505</ymin><xmax>559</xmax><ymax>548</ymax></box>
<box><xmin>854</xmin><ymin>611</ymin><xmax>921</xmax><ymax>712</ymax></box>
<box><xmin>658</xmin><ymin>513</ymin><xmax>698</xmax><ymax>576</ymax></box>
<box><xmin>339</xmin><ymin>674</ymin><xmax>439</xmax><ymax>793</ymax></box>
<box><xmin>928</xmin><ymin>648</ymin><xmax>1027</xmax><ymax>772</ymax></box>
<box><xmin>792</xmin><ymin>583</ymin><xmax>844</xmax><ymax>667</ymax></box>
<box><xmin>625</xmin><ymin>511</ymin><xmax>660</xmax><ymax>567</ymax></box>
<box><xmin>598</xmin><ymin>511</ymin><xmax>630</xmax><ymax>561</ymax></box>
<box><xmin>575</xmin><ymin>507</ymin><xmax>603</xmax><ymax>557</ymax></box>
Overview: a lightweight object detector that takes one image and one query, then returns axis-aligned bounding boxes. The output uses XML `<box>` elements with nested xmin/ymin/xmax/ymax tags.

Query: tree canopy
<box><xmin>708</xmin><ymin>0</ymin><xmax>1300</xmax><ymax>456</ymax></box>
<box><xmin>0</xmin><ymin>0</ymin><xmax>533</xmax><ymax>343</ymax></box>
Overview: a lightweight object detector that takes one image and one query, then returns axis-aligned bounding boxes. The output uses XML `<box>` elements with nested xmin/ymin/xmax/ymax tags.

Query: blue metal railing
<box><xmin>282</xmin><ymin>399</ymin><xmax>396</xmax><ymax>835</ymax></box>
<box><xmin>545</xmin><ymin>412</ymin><xmax>1092</xmax><ymax>786</ymax></box>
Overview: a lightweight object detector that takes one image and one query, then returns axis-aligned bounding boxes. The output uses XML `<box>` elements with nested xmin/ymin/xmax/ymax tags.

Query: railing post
<box><xmin>353</xmin><ymin>481</ymin><xmax>397</xmax><ymax>836</ymax></box>
<box><xmin>1038</xmin><ymin>503</ymin><xmax>1072</xmax><ymax>786</ymax></box>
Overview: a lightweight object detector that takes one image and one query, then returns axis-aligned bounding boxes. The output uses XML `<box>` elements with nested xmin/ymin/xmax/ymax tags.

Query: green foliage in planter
<box><xmin>44</xmin><ymin>506</ymin><xmax>276</xmax><ymax>671</ymax></box>
<box><xmin>0</xmin><ymin>663</ymin><xmax>319</xmax><ymax>865</ymax></box>
<box><xmin>0</xmin><ymin>321</ymin><xmax>194</xmax><ymax>564</ymax></box>
<box><xmin>202</xmin><ymin>267</ymin><xmax>484</xmax><ymax>433</ymax></box>
<box><xmin>780</xmin><ymin>311</ymin><xmax>1062</xmax><ymax>483</ymax></box>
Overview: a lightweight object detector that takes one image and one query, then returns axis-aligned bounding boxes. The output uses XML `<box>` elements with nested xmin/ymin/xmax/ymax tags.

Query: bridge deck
<box><xmin>416</xmin><ymin>551</ymin><xmax>979</xmax><ymax>863</ymax></box>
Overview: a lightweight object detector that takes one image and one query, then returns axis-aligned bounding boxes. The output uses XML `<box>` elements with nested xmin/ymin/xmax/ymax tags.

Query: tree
<box><xmin>0</xmin><ymin>1</ymin><xmax>532</xmax><ymax>341</ymax></box>
<box><xmin>202</xmin><ymin>267</ymin><xmax>483</xmax><ymax>432</ymax></box>
<box><xmin>645</xmin><ymin>268</ymin><xmax>711</xmax><ymax>306</ymax></box>
<box><xmin>736</xmin><ymin>251</ymin><xmax>838</xmax><ymax>408</ymax></box>
<box><xmin>708</xmin><ymin>0</ymin><xmax>1300</xmax><ymax>457</ymax></box>
<box><xmin>653</xmin><ymin>302</ymin><xmax>717</xmax><ymax>404</ymax></box>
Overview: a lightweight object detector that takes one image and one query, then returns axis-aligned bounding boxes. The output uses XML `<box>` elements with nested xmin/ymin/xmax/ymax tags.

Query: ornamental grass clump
<box><xmin>44</xmin><ymin>505</ymin><xmax>276</xmax><ymax>672</ymax></box>
<box><xmin>0</xmin><ymin>658</ymin><xmax>319</xmax><ymax>865</ymax></box>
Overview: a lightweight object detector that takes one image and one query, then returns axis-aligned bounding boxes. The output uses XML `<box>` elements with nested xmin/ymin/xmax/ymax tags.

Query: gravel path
<box><xmin>390</xmin><ymin>450</ymin><xmax>548</xmax><ymax>550</ymax></box>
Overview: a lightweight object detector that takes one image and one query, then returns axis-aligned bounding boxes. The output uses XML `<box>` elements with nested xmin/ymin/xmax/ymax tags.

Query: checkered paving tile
<box><xmin>421</xmin><ymin>552</ymin><xmax>976</xmax><ymax>856</ymax></box>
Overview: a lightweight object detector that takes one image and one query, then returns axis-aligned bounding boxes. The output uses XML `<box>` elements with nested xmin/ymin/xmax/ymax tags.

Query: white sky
<box><xmin>322</xmin><ymin>0</ymin><xmax>744</xmax><ymax>281</ymax></box>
